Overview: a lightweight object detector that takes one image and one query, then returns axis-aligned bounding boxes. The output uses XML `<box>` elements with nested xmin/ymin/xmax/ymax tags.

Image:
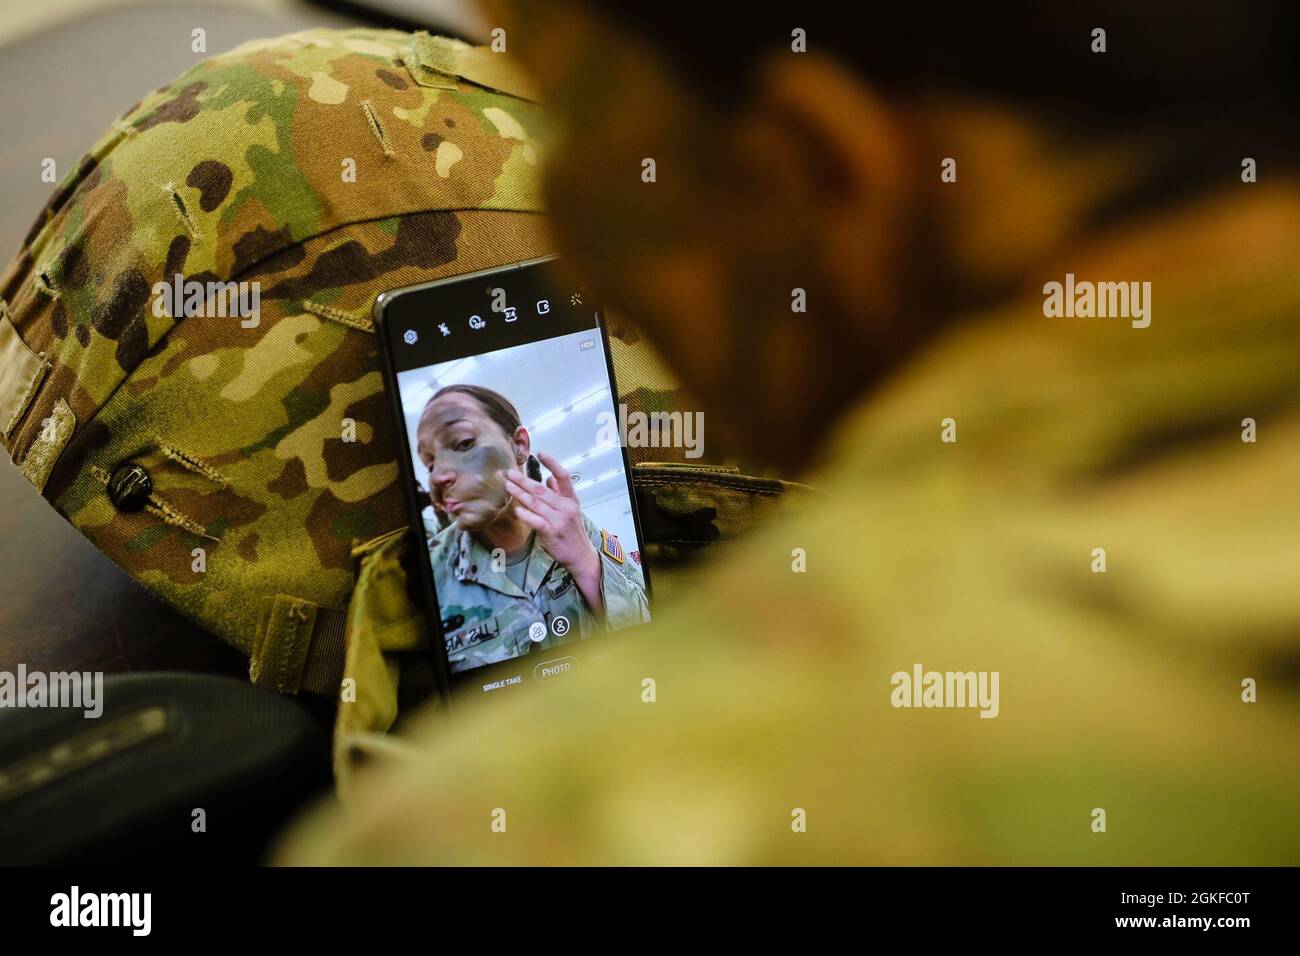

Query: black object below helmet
<box><xmin>0</xmin><ymin>673</ymin><xmax>331</xmax><ymax>865</ymax></box>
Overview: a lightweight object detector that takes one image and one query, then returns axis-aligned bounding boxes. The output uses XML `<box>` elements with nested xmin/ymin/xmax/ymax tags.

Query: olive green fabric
<box><xmin>334</xmin><ymin>528</ymin><xmax>426</xmax><ymax>792</ymax></box>
<box><xmin>279</xmin><ymin>189</ymin><xmax>1300</xmax><ymax>864</ymax></box>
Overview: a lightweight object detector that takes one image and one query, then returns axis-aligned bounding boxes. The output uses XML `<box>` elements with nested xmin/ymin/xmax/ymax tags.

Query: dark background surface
<box><xmin>0</xmin><ymin>1</ymin><xmax>451</xmax><ymax>677</ymax></box>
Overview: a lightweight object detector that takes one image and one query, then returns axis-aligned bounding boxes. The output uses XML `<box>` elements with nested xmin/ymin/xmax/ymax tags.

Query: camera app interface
<box><xmin>387</xmin><ymin>265</ymin><xmax>650</xmax><ymax>691</ymax></box>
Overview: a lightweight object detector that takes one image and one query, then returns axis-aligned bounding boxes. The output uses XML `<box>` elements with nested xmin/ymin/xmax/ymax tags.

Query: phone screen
<box><xmin>376</xmin><ymin>257</ymin><xmax>651</xmax><ymax>698</ymax></box>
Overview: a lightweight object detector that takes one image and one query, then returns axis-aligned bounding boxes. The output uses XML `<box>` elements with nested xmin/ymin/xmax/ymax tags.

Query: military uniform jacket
<box><xmin>425</xmin><ymin>513</ymin><xmax>649</xmax><ymax>672</ymax></box>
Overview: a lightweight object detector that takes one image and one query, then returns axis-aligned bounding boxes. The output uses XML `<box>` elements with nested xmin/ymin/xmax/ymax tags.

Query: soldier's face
<box><xmin>488</xmin><ymin>3</ymin><xmax>745</xmax><ymax>448</ymax></box>
<box><xmin>488</xmin><ymin>1</ymin><xmax>921</xmax><ymax>469</ymax></box>
<box><xmin>417</xmin><ymin>393</ymin><xmax>521</xmax><ymax>532</ymax></box>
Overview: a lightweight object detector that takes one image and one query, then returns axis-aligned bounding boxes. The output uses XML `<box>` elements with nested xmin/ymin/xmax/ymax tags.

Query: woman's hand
<box><xmin>503</xmin><ymin>452</ymin><xmax>604</xmax><ymax>612</ymax></box>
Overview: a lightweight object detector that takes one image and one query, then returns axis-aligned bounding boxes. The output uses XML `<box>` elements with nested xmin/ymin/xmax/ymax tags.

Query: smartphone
<box><xmin>374</xmin><ymin>256</ymin><xmax>652</xmax><ymax>701</ymax></box>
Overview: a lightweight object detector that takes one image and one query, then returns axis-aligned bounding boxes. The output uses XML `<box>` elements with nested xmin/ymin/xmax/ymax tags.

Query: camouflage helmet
<box><xmin>0</xmin><ymin>28</ymin><xmax>554</xmax><ymax>690</ymax></box>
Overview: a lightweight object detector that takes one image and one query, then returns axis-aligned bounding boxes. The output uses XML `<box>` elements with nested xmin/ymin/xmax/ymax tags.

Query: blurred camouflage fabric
<box><xmin>280</xmin><ymin>188</ymin><xmax>1300</xmax><ymax>863</ymax></box>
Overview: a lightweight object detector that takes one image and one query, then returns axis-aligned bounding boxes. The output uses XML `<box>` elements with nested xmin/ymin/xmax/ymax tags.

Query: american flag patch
<box><xmin>600</xmin><ymin>529</ymin><xmax>625</xmax><ymax>564</ymax></box>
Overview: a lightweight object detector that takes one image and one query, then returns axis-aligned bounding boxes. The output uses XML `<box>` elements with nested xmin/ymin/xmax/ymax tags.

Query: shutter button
<box><xmin>107</xmin><ymin>462</ymin><xmax>153</xmax><ymax>512</ymax></box>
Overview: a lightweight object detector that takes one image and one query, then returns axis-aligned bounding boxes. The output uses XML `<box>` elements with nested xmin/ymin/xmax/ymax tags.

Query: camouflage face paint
<box><xmin>417</xmin><ymin>392</ymin><xmax>518</xmax><ymax>532</ymax></box>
